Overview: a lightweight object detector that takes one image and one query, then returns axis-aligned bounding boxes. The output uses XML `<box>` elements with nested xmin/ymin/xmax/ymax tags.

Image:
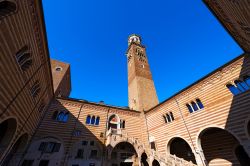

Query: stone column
<box><xmin>242</xmin><ymin>140</ymin><xmax>250</xmax><ymax>157</ymax></box>
<box><xmin>194</xmin><ymin>150</ymin><xmax>207</xmax><ymax>166</ymax></box>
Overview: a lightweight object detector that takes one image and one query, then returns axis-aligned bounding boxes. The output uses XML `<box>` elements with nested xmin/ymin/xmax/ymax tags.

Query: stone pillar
<box><xmin>194</xmin><ymin>150</ymin><xmax>207</xmax><ymax>166</ymax></box>
<box><xmin>242</xmin><ymin>140</ymin><xmax>250</xmax><ymax>157</ymax></box>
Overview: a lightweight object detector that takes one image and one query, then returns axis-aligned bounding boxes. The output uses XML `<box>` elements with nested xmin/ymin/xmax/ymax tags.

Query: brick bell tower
<box><xmin>126</xmin><ymin>34</ymin><xmax>159</xmax><ymax>111</ymax></box>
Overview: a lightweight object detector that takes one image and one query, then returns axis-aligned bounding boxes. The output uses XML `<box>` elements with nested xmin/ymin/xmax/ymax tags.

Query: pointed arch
<box><xmin>91</xmin><ymin>116</ymin><xmax>95</xmax><ymax>125</ymax></box>
<box><xmin>191</xmin><ymin>101</ymin><xmax>198</xmax><ymax>111</ymax></box>
<box><xmin>196</xmin><ymin>99</ymin><xmax>204</xmax><ymax>109</ymax></box>
<box><xmin>95</xmin><ymin>116</ymin><xmax>100</xmax><ymax>125</ymax></box>
<box><xmin>62</xmin><ymin>112</ymin><xmax>69</xmax><ymax>122</ymax></box>
<box><xmin>86</xmin><ymin>115</ymin><xmax>91</xmax><ymax>124</ymax></box>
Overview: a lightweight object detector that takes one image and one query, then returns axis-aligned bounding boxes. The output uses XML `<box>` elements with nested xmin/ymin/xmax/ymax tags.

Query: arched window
<box><xmin>62</xmin><ymin>112</ymin><xmax>69</xmax><ymax>122</ymax></box>
<box><xmin>226</xmin><ymin>84</ymin><xmax>241</xmax><ymax>95</ymax></box>
<box><xmin>235</xmin><ymin>80</ymin><xmax>249</xmax><ymax>92</ymax></box>
<box><xmin>191</xmin><ymin>101</ymin><xmax>198</xmax><ymax>111</ymax></box>
<box><xmin>86</xmin><ymin>115</ymin><xmax>91</xmax><ymax>124</ymax></box>
<box><xmin>166</xmin><ymin>114</ymin><xmax>171</xmax><ymax>122</ymax></box>
<box><xmin>244</xmin><ymin>76</ymin><xmax>250</xmax><ymax>86</ymax></box>
<box><xmin>95</xmin><ymin>116</ymin><xmax>100</xmax><ymax>125</ymax></box>
<box><xmin>91</xmin><ymin>116</ymin><xmax>95</xmax><ymax>125</ymax></box>
<box><xmin>0</xmin><ymin>0</ymin><xmax>17</xmax><ymax>19</ymax></box>
<box><xmin>186</xmin><ymin>104</ymin><xmax>193</xmax><ymax>113</ymax></box>
<box><xmin>163</xmin><ymin>115</ymin><xmax>167</xmax><ymax>123</ymax></box>
<box><xmin>15</xmin><ymin>46</ymin><xmax>32</xmax><ymax>71</ymax></box>
<box><xmin>56</xmin><ymin>112</ymin><xmax>64</xmax><ymax>121</ymax></box>
<box><xmin>31</xmin><ymin>81</ymin><xmax>40</xmax><ymax>98</ymax></box>
<box><xmin>196</xmin><ymin>99</ymin><xmax>204</xmax><ymax>109</ymax></box>
<box><xmin>108</xmin><ymin>114</ymin><xmax>119</xmax><ymax>129</ymax></box>
<box><xmin>52</xmin><ymin>111</ymin><xmax>58</xmax><ymax>120</ymax></box>
<box><xmin>55</xmin><ymin>111</ymin><xmax>69</xmax><ymax>122</ymax></box>
<box><xmin>122</xmin><ymin>120</ymin><xmax>125</xmax><ymax>128</ymax></box>
<box><xmin>170</xmin><ymin>112</ymin><xmax>174</xmax><ymax>121</ymax></box>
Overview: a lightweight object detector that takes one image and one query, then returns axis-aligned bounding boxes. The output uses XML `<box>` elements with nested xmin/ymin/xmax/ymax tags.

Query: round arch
<box><xmin>0</xmin><ymin>118</ymin><xmax>18</xmax><ymax>158</ymax></box>
<box><xmin>167</xmin><ymin>137</ymin><xmax>196</xmax><ymax>164</ymax></box>
<box><xmin>2</xmin><ymin>133</ymin><xmax>29</xmax><ymax>165</ymax></box>
<box><xmin>108</xmin><ymin>114</ymin><xmax>121</xmax><ymax>130</ymax></box>
<box><xmin>166</xmin><ymin>136</ymin><xmax>195</xmax><ymax>154</ymax></box>
<box><xmin>110</xmin><ymin>141</ymin><xmax>138</xmax><ymax>166</ymax></box>
<box><xmin>196</xmin><ymin>125</ymin><xmax>242</xmax><ymax>150</ymax></box>
<box><xmin>110</xmin><ymin>138</ymin><xmax>143</xmax><ymax>158</ymax></box>
<box><xmin>197</xmin><ymin>127</ymin><xmax>250</xmax><ymax>166</ymax></box>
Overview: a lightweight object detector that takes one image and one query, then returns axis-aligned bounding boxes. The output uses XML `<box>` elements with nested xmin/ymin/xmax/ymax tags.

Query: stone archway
<box><xmin>0</xmin><ymin>118</ymin><xmax>17</xmax><ymax>158</ymax></box>
<box><xmin>2</xmin><ymin>133</ymin><xmax>28</xmax><ymax>166</ymax></box>
<box><xmin>198</xmin><ymin>127</ymin><xmax>250</xmax><ymax>166</ymax></box>
<box><xmin>168</xmin><ymin>137</ymin><xmax>196</xmax><ymax>164</ymax></box>
<box><xmin>110</xmin><ymin>142</ymin><xmax>138</xmax><ymax>166</ymax></box>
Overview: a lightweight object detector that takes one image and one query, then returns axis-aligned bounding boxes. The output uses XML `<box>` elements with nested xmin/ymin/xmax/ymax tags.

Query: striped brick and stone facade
<box><xmin>0</xmin><ymin>0</ymin><xmax>54</xmax><ymax>165</ymax></box>
<box><xmin>1</xmin><ymin>0</ymin><xmax>250</xmax><ymax>166</ymax></box>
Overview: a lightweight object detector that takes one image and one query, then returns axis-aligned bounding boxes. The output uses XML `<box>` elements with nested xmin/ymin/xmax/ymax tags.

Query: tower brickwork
<box><xmin>126</xmin><ymin>34</ymin><xmax>159</xmax><ymax>111</ymax></box>
<box><xmin>51</xmin><ymin>59</ymin><xmax>71</xmax><ymax>97</ymax></box>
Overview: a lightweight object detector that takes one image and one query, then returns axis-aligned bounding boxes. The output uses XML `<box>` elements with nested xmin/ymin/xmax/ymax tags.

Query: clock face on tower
<box><xmin>136</xmin><ymin>47</ymin><xmax>147</xmax><ymax>63</ymax></box>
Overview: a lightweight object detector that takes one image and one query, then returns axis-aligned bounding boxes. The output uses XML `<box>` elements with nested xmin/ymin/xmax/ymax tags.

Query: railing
<box><xmin>106</xmin><ymin>128</ymin><xmax>122</xmax><ymax>137</ymax></box>
<box><xmin>151</xmin><ymin>151</ymin><xmax>197</xmax><ymax>166</ymax></box>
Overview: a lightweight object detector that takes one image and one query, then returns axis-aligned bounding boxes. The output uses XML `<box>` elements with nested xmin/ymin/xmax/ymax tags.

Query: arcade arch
<box><xmin>2</xmin><ymin>133</ymin><xmax>28</xmax><ymax>165</ymax></box>
<box><xmin>167</xmin><ymin>137</ymin><xmax>196</xmax><ymax>164</ymax></box>
<box><xmin>110</xmin><ymin>142</ymin><xmax>138</xmax><ymax>166</ymax></box>
<box><xmin>0</xmin><ymin>118</ymin><xmax>17</xmax><ymax>158</ymax></box>
<box><xmin>198</xmin><ymin>127</ymin><xmax>250</xmax><ymax>166</ymax></box>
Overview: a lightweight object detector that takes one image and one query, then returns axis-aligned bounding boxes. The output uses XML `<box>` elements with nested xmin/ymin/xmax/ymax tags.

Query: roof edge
<box><xmin>145</xmin><ymin>53</ymin><xmax>247</xmax><ymax>113</ymax></box>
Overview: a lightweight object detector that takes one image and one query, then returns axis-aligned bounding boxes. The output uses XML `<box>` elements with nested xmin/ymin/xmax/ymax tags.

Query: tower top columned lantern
<box><xmin>128</xmin><ymin>34</ymin><xmax>141</xmax><ymax>46</ymax></box>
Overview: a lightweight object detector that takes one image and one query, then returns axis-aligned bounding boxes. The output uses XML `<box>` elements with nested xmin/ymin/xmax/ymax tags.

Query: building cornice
<box><xmin>56</xmin><ymin>97</ymin><xmax>140</xmax><ymax>113</ymax></box>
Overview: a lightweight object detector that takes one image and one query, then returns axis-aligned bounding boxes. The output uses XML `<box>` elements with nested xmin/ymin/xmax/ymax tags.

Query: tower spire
<box><xmin>126</xmin><ymin>34</ymin><xmax>159</xmax><ymax>111</ymax></box>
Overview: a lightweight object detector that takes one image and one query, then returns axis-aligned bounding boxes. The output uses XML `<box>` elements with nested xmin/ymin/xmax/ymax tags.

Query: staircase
<box><xmin>150</xmin><ymin>150</ymin><xmax>197</xmax><ymax>166</ymax></box>
<box><xmin>106</xmin><ymin>128</ymin><xmax>197</xmax><ymax>166</ymax></box>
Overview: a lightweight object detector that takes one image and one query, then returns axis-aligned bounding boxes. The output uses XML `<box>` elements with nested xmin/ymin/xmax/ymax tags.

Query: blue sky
<box><xmin>42</xmin><ymin>0</ymin><xmax>242</xmax><ymax>107</ymax></box>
